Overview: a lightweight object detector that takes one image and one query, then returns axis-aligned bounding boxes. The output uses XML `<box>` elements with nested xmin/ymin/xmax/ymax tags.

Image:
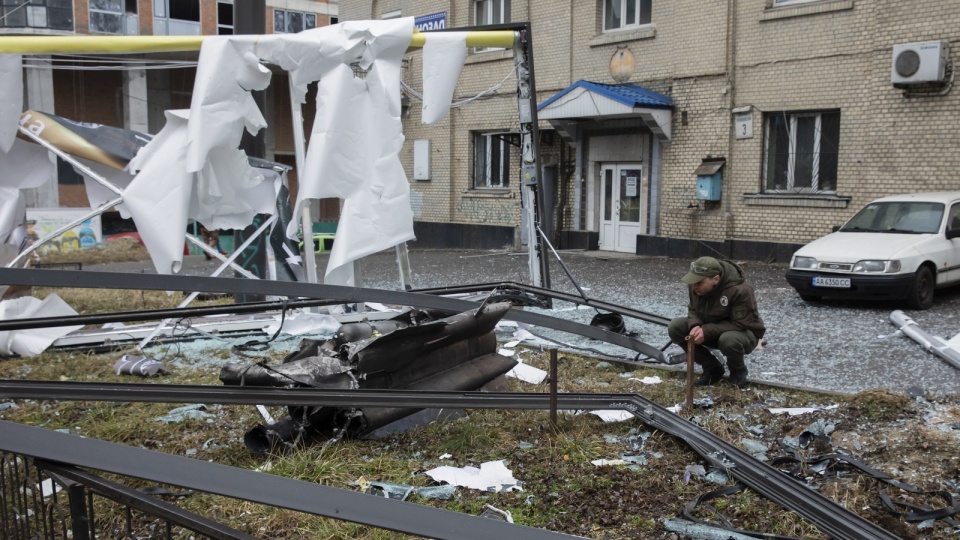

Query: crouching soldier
<box><xmin>668</xmin><ymin>256</ymin><xmax>766</xmax><ymax>388</ymax></box>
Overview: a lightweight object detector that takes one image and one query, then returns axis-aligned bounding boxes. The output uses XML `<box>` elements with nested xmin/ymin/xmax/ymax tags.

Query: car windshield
<box><xmin>839</xmin><ymin>201</ymin><xmax>944</xmax><ymax>234</ymax></box>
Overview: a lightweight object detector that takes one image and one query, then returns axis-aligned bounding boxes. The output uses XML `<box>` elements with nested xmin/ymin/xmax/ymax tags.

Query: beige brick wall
<box><xmin>337</xmin><ymin>0</ymin><xmax>960</xmax><ymax>246</ymax></box>
<box><xmin>730</xmin><ymin>0</ymin><xmax>960</xmax><ymax>244</ymax></box>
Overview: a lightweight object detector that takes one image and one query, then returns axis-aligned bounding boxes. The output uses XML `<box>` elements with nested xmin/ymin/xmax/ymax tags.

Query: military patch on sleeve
<box><xmin>732</xmin><ymin>306</ymin><xmax>747</xmax><ymax>320</ymax></box>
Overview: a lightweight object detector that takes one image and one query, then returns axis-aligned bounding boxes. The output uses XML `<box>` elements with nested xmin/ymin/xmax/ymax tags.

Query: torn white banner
<box><xmin>0</xmin><ymin>54</ymin><xmax>22</xmax><ymax>153</ymax></box>
<box><xmin>421</xmin><ymin>32</ymin><xmax>467</xmax><ymax>124</ymax></box>
<box><xmin>185</xmin><ymin>36</ymin><xmax>269</xmax><ymax>174</ymax></box>
<box><xmin>425</xmin><ymin>460</ymin><xmax>522</xmax><ymax>492</ymax></box>
<box><xmin>0</xmin><ymin>294</ymin><xmax>83</xmax><ymax>357</ymax></box>
<box><xmin>125</xmin><ymin>109</ymin><xmax>273</xmax><ymax>274</ymax></box>
<box><xmin>0</xmin><ymin>188</ymin><xmax>25</xmax><ymax>246</ymax></box>
<box><xmin>294</xmin><ymin>18</ymin><xmax>415</xmax><ymax>286</ymax></box>
<box><xmin>123</xmin><ymin>110</ymin><xmax>194</xmax><ymax>274</ymax></box>
<box><xmin>0</xmin><ymin>138</ymin><xmax>56</xmax><ymax>191</ymax></box>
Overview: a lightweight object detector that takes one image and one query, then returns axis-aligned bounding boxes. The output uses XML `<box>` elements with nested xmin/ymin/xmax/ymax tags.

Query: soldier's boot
<box><xmin>726</xmin><ymin>353</ymin><xmax>748</xmax><ymax>389</ymax></box>
<box><xmin>694</xmin><ymin>348</ymin><xmax>724</xmax><ymax>387</ymax></box>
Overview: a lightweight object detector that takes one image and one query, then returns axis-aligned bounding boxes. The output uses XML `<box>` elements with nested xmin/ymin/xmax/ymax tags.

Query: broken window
<box><xmin>89</xmin><ymin>0</ymin><xmax>123</xmax><ymax>34</ymax></box>
<box><xmin>2</xmin><ymin>0</ymin><xmax>73</xmax><ymax>30</ymax></box>
<box><xmin>273</xmin><ymin>8</ymin><xmax>315</xmax><ymax>33</ymax></box>
<box><xmin>473</xmin><ymin>132</ymin><xmax>513</xmax><ymax>189</ymax></box>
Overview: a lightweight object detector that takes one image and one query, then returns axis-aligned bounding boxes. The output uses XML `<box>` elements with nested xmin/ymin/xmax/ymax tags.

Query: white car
<box><xmin>786</xmin><ymin>192</ymin><xmax>960</xmax><ymax>309</ymax></box>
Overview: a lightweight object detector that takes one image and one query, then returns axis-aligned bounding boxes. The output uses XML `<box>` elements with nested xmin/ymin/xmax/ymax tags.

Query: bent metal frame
<box><xmin>0</xmin><ymin>25</ymin><xmax>551</xmax><ymax>292</ymax></box>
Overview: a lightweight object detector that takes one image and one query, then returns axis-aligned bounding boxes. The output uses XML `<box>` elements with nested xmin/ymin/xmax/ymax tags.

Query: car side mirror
<box><xmin>831</xmin><ymin>225</ymin><xmax>841</xmax><ymax>233</ymax></box>
<box><xmin>947</xmin><ymin>228</ymin><xmax>960</xmax><ymax>240</ymax></box>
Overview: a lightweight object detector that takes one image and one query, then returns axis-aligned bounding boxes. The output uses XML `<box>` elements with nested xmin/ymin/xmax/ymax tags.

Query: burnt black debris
<box><xmin>220</xmin><ymin>302</ymin><xmax>517</xmax><ymax>453</ymax></box>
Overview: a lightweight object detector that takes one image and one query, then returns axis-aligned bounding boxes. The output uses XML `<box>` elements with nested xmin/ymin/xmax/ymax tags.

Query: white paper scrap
<box><xmin>497</xmin><ymin>348</ymin><xmax>515</xmax><ymax>357</ymax></box>
<box><xmin>506</xmin><ymin>362</ymin><xmax>547</xmax><ymax>384</ymax></box>
<box><xmin>425</xmin><ymin>460</ymin><xmax>522</xmax><ymax>492</ymax></box>
<box><xmin>40</xmin><ymin>478</ymin><xmax>61</xmax><ymax>498</ymax></box>
<box><xmin>503</xmin><ymin>339</ymin><xmax>523</xmax><ymax>348</ymax></box>
<box><xmin>629</xmin><ymin>376</ymin><xmax>663</xmax><ymax>385</ymax></box>
<box><xmin>513</xmin><ymin>328</ymin><xmax>537</xmax><ymax>341</ymax></box>
<box><xmin>768</xmin><ymin>405</ymin><xmax>838</xmax><ymax>416</ymax></box>
<box><xmin>589</xmin><ymin>410</ymin><xmax>635</xmax><ymax>423</ymax></box>
<box><xmin>591</xmin><ymin>459</ymin><xmax>626</xmax><ymax>467</ymax></box>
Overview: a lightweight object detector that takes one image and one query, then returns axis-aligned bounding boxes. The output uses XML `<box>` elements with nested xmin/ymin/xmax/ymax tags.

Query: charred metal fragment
<box><xmin>485</xmin><ymin>287</ymin><xmax>552</xmax><ymax>308</ymax></box>
<box><xmin>220</xmin><ymin>303</ymin><xmax>517</xmax><ymax>453</ymax></box>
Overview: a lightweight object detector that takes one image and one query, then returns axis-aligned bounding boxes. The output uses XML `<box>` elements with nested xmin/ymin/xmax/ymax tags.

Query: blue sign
<box><xmin>414</xmin><ymin>12</ymin><xmax>446</xmax><ymax>31</ymax></box>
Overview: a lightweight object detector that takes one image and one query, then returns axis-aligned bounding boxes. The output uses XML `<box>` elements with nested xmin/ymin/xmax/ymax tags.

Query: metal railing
<box><xmin>0</xmin><ymin>453</ymin><xmax>257</xmax><ymax>540</ymax></box>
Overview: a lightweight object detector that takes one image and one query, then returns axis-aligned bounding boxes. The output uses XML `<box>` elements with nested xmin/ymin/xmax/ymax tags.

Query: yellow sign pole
<box><xmin>0</xmin><ymin>30</ymin><xmax>517</xmax><ymax>54</ymax></box>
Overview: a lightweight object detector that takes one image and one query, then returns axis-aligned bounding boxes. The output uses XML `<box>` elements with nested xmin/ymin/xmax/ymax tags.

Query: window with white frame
<box><xmin>474</xmin><ymin>132</ymin><xmax>513</xmax><ymax>189</ymax></box>
<box><xmin>763</xmin><ymin>111</ymin><xmax>840</xmax><ymax>193</ymax></box>
<box><xmin>474</xmin><ymin>0</ymin><xmax>510</xmax><ymax>26</ymax></box>
<box><xmin>217</xmin><ymin>1</ymin><xmax>232</xmax><ymax>34</ymax></box>
<box><xmin>772</xmin><ymin>0</ymin><xmax>817</xmax><ymax>6</ymax></box>
<box><xmin>603</xmin><ymin>0</ymin><xmax>651</xmax><ymax>32</ymax></box>
<box><xmin>1</xmin><ymin>0</ymin><xmax>73</xmax><ymax>30</ymax></box>
<box><xmin>274</xmin><ymin>9</ymin><xmax>316</xmax><ymax>33</ymax></box>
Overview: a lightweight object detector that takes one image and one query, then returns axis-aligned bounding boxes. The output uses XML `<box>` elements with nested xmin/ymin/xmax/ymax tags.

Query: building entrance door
<box><xmin>599</xmin><ymin>163</ymin><xmax>645</xmax><ymax>253</ymax></box>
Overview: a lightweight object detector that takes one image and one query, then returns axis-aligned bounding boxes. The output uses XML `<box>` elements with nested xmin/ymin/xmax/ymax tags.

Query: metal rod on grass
<box><xmin>549</xmin><ymin>348</ymin><xmax>558</xmax><ymax>433</ymax></box>
<box><xmin>685</xmin><ymin>336</ymin><xmax>695</xmax><ymax>411</ymax></box>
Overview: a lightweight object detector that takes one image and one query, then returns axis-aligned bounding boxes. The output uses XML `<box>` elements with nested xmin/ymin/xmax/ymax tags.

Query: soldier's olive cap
<box><xmin>681</xmin><ymin>256</ymin><xmax>722</xmax><ymax>284</ymax></box>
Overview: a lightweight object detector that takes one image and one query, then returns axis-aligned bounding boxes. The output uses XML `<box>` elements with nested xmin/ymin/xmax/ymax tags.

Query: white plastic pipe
<box><xmin>890</xmin><ymin>310</ymin><xmax>960</xmax><ymax>370</ymax></box>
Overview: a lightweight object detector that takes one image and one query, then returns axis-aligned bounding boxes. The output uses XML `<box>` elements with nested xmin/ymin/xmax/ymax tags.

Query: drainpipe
<box><xmin>723</xmin><ymin>0</ymin><xmax>738</xmax><ymax>233</ymax></box>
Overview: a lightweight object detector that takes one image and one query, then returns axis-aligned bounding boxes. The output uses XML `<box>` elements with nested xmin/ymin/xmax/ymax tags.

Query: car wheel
<box><xmin>906</xmin><ymin>266</ymin><xmax>935</xmax><ymax>310</ymax></box>
<box><xmin>799</xmin><ymin>294</ymin><xmax>821</xmax><ymax>303</ymax></box>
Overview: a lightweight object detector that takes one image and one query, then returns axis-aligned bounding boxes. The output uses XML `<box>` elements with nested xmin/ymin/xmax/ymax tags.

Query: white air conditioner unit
<box><xmin>891</xmin><ymin>41</ymin><xmax>949</xmax><ymax>85</ymax></box>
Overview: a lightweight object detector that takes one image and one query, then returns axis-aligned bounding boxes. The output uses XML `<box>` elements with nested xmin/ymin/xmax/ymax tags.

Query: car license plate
<box><xmin>812</xmin><ymin>276</ymin><xmax>851</xmax><ymax>288</ymax></box>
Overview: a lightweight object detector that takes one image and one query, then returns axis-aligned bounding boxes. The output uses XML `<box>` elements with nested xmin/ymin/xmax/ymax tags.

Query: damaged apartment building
<box><xmin>338</xmin><ymin>0</ymin><xmax>960</xmax><ymax>261</ymax></box>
